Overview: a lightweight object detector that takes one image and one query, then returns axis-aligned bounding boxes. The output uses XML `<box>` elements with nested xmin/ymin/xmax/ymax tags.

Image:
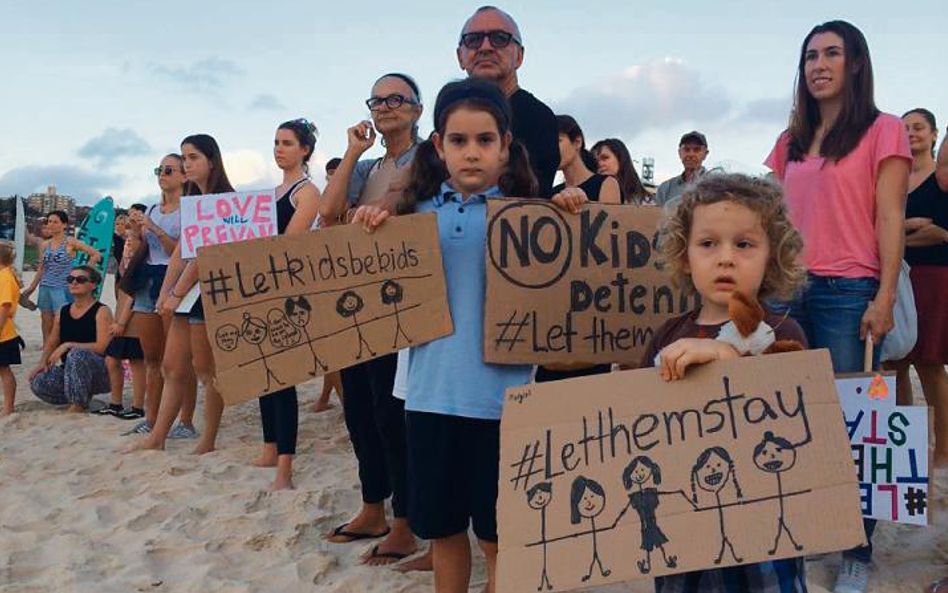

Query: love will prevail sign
<box><xmin>180</xmin><ymin>190</ymin><xmax>277</xmax><ymax>259</ymax></box>
<box><xmin>497</xmin><ymin>350</ymin><xmax>865</xmax><ymax>592</ymax></box>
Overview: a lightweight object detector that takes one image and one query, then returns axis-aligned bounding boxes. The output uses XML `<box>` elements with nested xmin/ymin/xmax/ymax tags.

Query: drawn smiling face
<box><xmin>578</xmin><ymin>486</ymin><xmax>605</xmax><ymax>519</ymax></box>
<box><xmin>754</xmin><ymin>440</ymin><xmax>797</xmax><ymax>473</ymax></box>
<box><xmin>697</xmin><ymin>451</ymin><xmax>730</xmax><ymax>492</ymax></box>
<box><xmin>629</xmin><ymin>463</ymin><xmax>652</xmax><ymax>485</ymax></box>
<box><xmin>241</xmin><ymin>315</ymin><xmax>268</xmax><ymax>345</ymax></box>
<box><xmin>527</xmin><ymin>489</ymin><xmax>551</xmax><ymax>510</ymax></box>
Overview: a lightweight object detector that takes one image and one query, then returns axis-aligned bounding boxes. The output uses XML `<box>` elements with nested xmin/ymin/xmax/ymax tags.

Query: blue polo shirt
<box><xmin>406</xmin><ymin>183</ymin><xmax>533</xmax><ymax>420</ymax></box>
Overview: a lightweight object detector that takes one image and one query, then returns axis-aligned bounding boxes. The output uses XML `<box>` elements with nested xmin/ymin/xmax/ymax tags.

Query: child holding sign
<box><xmin>643</xmin><ymin>174</ymin><xmax>810</xmax><ymax>590</ymax></box>
<box><xmin>352</xmin><ymin>78</ymin><xmax>587</xmax><ymax>593</ymax></box>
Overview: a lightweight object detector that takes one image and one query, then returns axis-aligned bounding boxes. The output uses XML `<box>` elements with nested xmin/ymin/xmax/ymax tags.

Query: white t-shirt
<box><xmin>392</xmin><ymin>348</ymin><xmax>409</xmax><ymax>401</ymax></box>
<box><xmin>145</xmin><ymin>203</ymin><xmax>181</xmax><ymax>265</ymax></box>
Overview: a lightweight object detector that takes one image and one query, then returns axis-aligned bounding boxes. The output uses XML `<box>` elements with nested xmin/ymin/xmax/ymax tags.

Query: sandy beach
<box><xmin>1</xmin><ymin>273</ymin><xmax>945</xmax><ymax>592</ymax></box>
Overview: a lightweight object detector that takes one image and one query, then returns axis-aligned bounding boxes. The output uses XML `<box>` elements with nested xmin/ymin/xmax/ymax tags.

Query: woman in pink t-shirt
<box><xmin>764</xmin><ymin>20</ymin><xmax>910</xmax><ymax>593</ymax></box>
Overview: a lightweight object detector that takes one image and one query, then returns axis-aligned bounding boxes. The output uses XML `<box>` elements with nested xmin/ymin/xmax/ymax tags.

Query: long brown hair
<box><xmin>181</xmin><ymin>134</ymin><xmax>235</xmax><ymax>195</ymax></box>
<box><xmin>787</xmin><ymin>20</ymin><xmax>879</xmax><ymax>163</ymax></box>
<box><xmin>591</xmin><ymin>138</ymin><xmax>647</xmax><ymax>204</ymax></box>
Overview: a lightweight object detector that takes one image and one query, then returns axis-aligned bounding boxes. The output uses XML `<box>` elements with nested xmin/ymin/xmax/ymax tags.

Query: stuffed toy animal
<box><xmin>716</xmin><ymin>291</ymin><xmax>804</xmax><ymax>355</ymax></box>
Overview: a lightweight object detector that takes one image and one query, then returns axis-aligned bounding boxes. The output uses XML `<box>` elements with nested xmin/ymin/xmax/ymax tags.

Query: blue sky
<box><xmin>1</xmin><ymin>0</ymin><xmax>945</xmax><ymax>206</ymax></box>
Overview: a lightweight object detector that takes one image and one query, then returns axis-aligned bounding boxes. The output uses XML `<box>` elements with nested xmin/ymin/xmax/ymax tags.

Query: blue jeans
<box><xmin>769</xmin><ymin>274</ymin><xmax>880</xmax><ymax>563</ymax></box>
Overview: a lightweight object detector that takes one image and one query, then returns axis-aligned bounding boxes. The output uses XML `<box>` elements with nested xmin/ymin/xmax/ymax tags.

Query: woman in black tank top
<box><xmin>254</xmin><ymin>119</ymin><xmax>322</xmax><ymax>491</ymax></box>
<box><xmin>552</xmin><ymin>115</ymin><xmax>621</xmax><ymax>204</ymax></box>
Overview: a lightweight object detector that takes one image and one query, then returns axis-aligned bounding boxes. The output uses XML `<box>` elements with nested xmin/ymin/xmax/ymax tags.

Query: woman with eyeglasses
<box><xmin>129</xmin><ymin>135</ymin><xmax>234</xmax><ymax>456</ymax></box>
<box><xmin>318</xmin><ymin>73</ymin><xmax>422</xmax><ymax>566</ymax></box>
<box><xmin>120</xmin><ymin>155</ymin><xmax>198</xmax><ymax>434</ymax></box>
<box><xmin>254</xmin><ymin>118</ymin><xmax>322</xmax><ymax>491</ymax></box>
<box><xmin>29</xmin><ymin>265</ymin><xmax>113</xmax><ymax>412</ymax></box>
<box><xmin>22</xmin><ymin>210</ymin><xmax>102</xmax><ymax>345</ymax></box>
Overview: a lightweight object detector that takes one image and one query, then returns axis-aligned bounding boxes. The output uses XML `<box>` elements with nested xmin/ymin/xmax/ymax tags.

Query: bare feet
<box><xmin>313</xmin><ymin>397</ymin><xmax>334</xmax><ymax>413</ymax></box>
<box><xmin>191</xmin><ymin>440</ymin><xmax>216</xmax><ymax>455</ymax></box>
<box><xmin>270</xmin><ymin>475</ymin><xmax>295</xmax><ymax>491</ymax></box>
<box><xmin>124</xmin><ymin>437</ymin><xmax>164</xmax><ymax>453</ymax></box>
<box><xmin>67</xmin><ymin>404</ymin><xmax>85</xmax><ymax>413</ymax></box>
<box><xmin>394</xmin><ymin>547</ymin><xmax>433</xmax><ymax>572</ymax></box>
<box><xmin>254</xmin><ymin>446</ymin><xmax>278</xmax><ymax>467</ymax></box>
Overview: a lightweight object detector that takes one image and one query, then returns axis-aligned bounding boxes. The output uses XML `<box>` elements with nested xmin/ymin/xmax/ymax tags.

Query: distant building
<box><xmin>26</xmin><ymin>185</ymin><xmax>76</xmax><ymax>220</ymax></box>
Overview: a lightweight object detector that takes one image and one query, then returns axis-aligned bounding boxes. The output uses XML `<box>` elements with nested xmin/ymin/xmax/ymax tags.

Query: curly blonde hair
<box><xmin>659</xmin><ymin>173</ymin><xmax>806</xmax><ymax>301</ymax></box>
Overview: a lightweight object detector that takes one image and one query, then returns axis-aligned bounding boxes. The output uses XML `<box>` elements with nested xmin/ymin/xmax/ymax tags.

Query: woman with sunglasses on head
<box><xmin>591</xmin><ymin>138</ymin><xmax>650</xmax><ymax>204</ymax></box>
<box><xmin>22</xmin><ymin>210</ymin><xmax>102</xmax><ymax>345</ymax></box>
<box><xmin>121</xmin><ymin>155</ymin><xmax>198</xmax><ymax>434</ymax></box>
<box><xmin>318</xmin><ymin>73</ymin><xmax>422</xmax><ymax>565</ymax></box>
<box><xmin>129</xmin><ymin>135</ymin><xmax>234</xmax><ymax>455</ymax></box>
<box><xmin>254</xmin><ymin>118</ymin><xmax>321</xmax><ymax>490</ymax></box>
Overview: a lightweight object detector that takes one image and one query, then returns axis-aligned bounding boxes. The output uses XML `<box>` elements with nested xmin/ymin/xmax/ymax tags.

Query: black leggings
<box><xmin>259</xmin><ymin>387</ymin><xmax>298</xmax><ymax>455</ymax></box>
<box><xmin>340</xmin><ymin>353</ymin><xmax>408</xmax><ymax>517</ymax></box>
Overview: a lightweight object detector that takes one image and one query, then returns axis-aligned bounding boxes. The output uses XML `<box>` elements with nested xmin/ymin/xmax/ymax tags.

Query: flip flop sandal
<box><xmin>328</xmin><ymin>523</ymin><xmax>391</xmax><ymax>543</ymax></box>
<box><xmin>364</xmin><ymin>544</ymin><xmax>411</xmax><ymax>564</ymax></box>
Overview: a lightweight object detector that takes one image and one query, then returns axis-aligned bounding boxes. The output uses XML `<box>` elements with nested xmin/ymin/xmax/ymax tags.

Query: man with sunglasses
<box><xmin>457</xmin><ymin>6</ymin><xmax>559</xmax><ymax>198</ymax></box>
<box><xmin>29</xmin><ymin>265</ymin><xmax>113</xmax><ymax>413</ymax></box>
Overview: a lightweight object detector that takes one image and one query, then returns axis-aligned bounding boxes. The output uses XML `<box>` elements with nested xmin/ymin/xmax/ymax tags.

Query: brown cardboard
<box><xmin>484</xmin><ymin>199</ymin><xmax>692</xmax><ymax>365</ymax></box>
<box><xmin>497</xmin><ymin>349</ymin><xmax>866</xmax><ymax>592</ymax></box>
<box><xmin>195</xmin><ymin>213</ymin><xmax>453</xmax><ymax>405</ymax></box>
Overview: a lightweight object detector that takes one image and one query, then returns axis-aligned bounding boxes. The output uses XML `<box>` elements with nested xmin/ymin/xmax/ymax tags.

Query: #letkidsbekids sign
<box><xmin>497</xmin><ymin>350</ymin><xmax>865</xmax><ymax>592</ymax></box>
<box><xmin>195</xmin><ymin>212</ymin><xmax>453</xmax><ymax>405</ymax></box>
<box><xmin>180</xmin><ymin>190</ymin><xmax>276</xmax><ymax>259</ymax></box>
<box><xmin>484</xmin><ymin>200</ymin><xmax>693</xmax><ymax>366</ymax></box>
<box><xmin>837</xmin><ymin>373</ymin><xmax>931</xmax><ymax>526</ymax></box>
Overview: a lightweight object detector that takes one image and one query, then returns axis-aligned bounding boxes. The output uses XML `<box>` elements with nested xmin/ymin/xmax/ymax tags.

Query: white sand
<box><xmin>1</xmin><ymin>273</ymin><xmax>945</xmax><ymax>592</ymax></box>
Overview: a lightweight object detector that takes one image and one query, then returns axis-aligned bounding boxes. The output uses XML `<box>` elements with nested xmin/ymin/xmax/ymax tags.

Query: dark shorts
<box><xmin>406</xmin><ymin>410</ymin><xmax>500</xmax><ymax>542</ymax></box>
<box><xmin>0</xmin><ymin>337</ymin><xmax>23</xmax><ymax>366</ymax></box>
<box><xmin>104</xmin><ymin>336</ymin><xmax>144</xmax><ymax>361</ymax></box>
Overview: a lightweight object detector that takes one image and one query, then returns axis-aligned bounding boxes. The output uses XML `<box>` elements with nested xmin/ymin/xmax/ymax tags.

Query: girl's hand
<box><xmin>29</xmin><ymin>364</ymin><xmax>47</xmax><ymax>381</ymax></box>
<box><xmin>109</xmin><ymin>321</ymin><xmax>126</xmax><ymax>337</ymax></box>
<box><xmin>860</xmin><ymin>299</ymin><xmax>894</xmax><ymax>343</ymax></box>
<box><xmin>656</xmin><ymin>338</ymin><xmax>739</xmax><ymax>381</ymax></box>
<box><xmin>905</xmin><ymin>217</ymin><xmax>933</xmax><ymax>232</ymax></box>
<box><xmin>160</xmin><ymin>294</ymin><xmax>181</xmax><ymax>317</ymax></box>
<box><xmin>552</xmin><ymin>187</ymin><xmax>588</xmax><ymax>214</ymax></box>
<box><xmin>48</xmin><ymin>344</ymin><xmax>72</xmax><ymax>366</ymax></box>
<box><xmin>346</xmin><ymin>121</ymin><xmax>376</xmax><ymax>156</ymax></box>
<box><xmin>351</xmin><ymin>205</ymin><xmax>390</xmax><ymax>233</ymax></box>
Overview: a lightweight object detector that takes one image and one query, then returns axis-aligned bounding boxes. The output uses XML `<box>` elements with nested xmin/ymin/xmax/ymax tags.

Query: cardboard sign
<box><xmin>180</xmin><ymin>190</ymin><xmax>277</xmax><ymax>259</ymax></box>
<box><xmin>484</xmin><ymin>200</ymin><xmax>692</xmax><ymax>365</ymax></box>
<box><xmin>497</xmin><ymin>350</ymin><xmax>865</xmax><ymax>592</ymax></box>
<box><xmin>195</xmin><ymin>213</ymin><xmax>453</xmax><ymax>405</ymax></box>
<box><xmin>837</xmin><ymin>374</ymin><xmax>931</xmax><ymax>526</ymax></box>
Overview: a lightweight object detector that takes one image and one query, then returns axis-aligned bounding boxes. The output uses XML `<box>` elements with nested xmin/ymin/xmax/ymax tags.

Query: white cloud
<box><xmin>248</xmin><ymin>93</ymin><xmax>286</xmax><ymax>111</ymax></box>
<box><xmin>223</xmin><ymin>150</ymin><xmax>281</xmax><ymax>190</ymax></box>
<box><xmin>77</xmin><ymin>127</ymin><xmax>152</xmax><ymax>167</ymax></box>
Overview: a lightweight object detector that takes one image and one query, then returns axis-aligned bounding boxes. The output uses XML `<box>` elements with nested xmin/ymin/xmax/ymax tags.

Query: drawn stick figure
<box><xmin>691</xmin><ymin>447</ymin><xmax>743</xmax><ymax>565</ymax></box>
<box><xmin>241</xmin><ymin>312</ymin><xmax>284</xmax><ymax>391</ymax></box>
<box><xmin>754</xmin><ymin>431</ymin><xmax>806</xmax><ymax>554</ymax></box>
<box><xmin>380</xmin><ymin>279</ymin><xmax>412</xmax><ymax>348</ymax></box>
<box><xmin>336</xmin><ymin>290</ymin><xmax>375</xmax><ymax>359</ymax></box>
<box><xmin>613</xmin><ymin>456</ymin><xmax>680</xmax><ymax>574</ymax></box>
<box><xmin>285</xmin><ymin>296</ymin><xmax>328</xmax><ymax>374</ymax></box>
<box><xmin>527</xmin><ymin>482</ymin><xmax>554</xmax><ymax>591</ymax></box>
<box><xmin>570</xmin><ymin>475</ymin><xmax>612</xmax><ymax>582</ymax></box>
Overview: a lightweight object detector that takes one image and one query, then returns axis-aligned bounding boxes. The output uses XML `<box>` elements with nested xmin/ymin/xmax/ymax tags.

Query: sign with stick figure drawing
<box><xmin>497</xmin><ymin>350</ymin><xmax>866</xmax><ymax>592</ymax></box>
<box><xmin>195</xmin><ymin>213</ymin><xmax>453</xmax><ymax>405</ymax></box>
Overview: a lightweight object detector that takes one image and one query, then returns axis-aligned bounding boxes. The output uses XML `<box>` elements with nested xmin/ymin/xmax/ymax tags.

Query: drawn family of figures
<box><xmin>524</xmin><ymin>430</ymin><xmax>812</xmax><ymax>590</ymax></box>
<box><xmin>213</xmin><ymin>279</ymin><xmax>412</xmax><ymax>390</ymax></box>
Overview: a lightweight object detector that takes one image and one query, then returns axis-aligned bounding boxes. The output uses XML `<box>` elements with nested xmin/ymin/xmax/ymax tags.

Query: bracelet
<box><xmin>170</xmin><ymin>290</ymin><xmax>185</xmax><ymax>299</ymax></box>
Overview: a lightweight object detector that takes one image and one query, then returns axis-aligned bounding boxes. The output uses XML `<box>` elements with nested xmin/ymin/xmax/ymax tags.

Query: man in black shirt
<box><xmin>456</xmin><ymin>6</ymin><xmax>559</xmax><ymax>198</ymax></box>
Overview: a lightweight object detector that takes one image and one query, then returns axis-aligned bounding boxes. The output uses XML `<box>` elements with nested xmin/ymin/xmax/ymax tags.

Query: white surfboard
<box><xmin>14</xmin><ymin>196</ymin><xmax>25</xmax><ymax>273</ymax></box>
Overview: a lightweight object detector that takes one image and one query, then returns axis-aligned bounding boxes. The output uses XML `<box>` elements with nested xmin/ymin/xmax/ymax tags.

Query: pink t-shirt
<box><xmin>764</xmin><ymin>113</ymin><xmax>910</xmax><ymax>278</ymax></box>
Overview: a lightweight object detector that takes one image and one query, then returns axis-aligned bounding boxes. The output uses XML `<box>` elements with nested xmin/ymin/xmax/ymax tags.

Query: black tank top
<box><xmin>552</xmin><ymin>173</ymin><xmax>608</xmax><ymax>202</ymax></box>
<box><xmin>276</xmin><ymin>177</ymin><xmax>309</xmax><ymax>234</ymax></box>
<box><xmin>59</xmin><ymin>302</ymin><xmax>103</xmax><ymax>361</ymax></box>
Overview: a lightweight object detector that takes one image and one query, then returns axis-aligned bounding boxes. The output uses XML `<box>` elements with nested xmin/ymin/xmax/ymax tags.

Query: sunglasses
<box><xmin>365</xmin><ymin>94</ymin><xmax>417</xmax><ymax>112</ymax></box>
<box><xmin>459</xmin><ymin>30</ymin><xmax>521</xmax><ymax>51</ymax></box>
<box><xmin>66</xmin><ymin>275</ymin><xmax>91</xmax><ymax>284</ymax></box>
<box><xmin>154</xmin><ymin>166</ymin><xmax>183</xmax><ymax>177</ymax></box>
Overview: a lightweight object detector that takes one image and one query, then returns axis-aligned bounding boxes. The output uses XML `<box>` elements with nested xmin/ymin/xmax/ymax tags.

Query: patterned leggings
<box><xmin>31</xmin><ymin>348</ymin><xmax>110</xmax><ymax>408</ymax></box>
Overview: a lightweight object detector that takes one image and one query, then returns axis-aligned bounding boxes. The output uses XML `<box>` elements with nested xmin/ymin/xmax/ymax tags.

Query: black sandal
<box><xmin>117</xmin><ymin>407</ymin><xmax>145</xmax><ymax>420</ymax></box>
<box><xmin>92</xmin><ymin>404</ymin><xmax>124</xmax><ymax>416</ymax></box>
<box><xmin>327</xmin><ymin>523</ymin><xmax>390</xmax><ymax>543</ymax></box>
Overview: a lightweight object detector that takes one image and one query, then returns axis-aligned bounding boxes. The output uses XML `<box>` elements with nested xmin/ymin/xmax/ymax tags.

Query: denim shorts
<box><xmin>37</xmin><ymin>286</ymin><xmax>72</xmax><ymax>313</ymax></box>
<box><xmin>131</xmin><ymin>278</ymin><xmax>158</xmax><ymax>313</ymax></box>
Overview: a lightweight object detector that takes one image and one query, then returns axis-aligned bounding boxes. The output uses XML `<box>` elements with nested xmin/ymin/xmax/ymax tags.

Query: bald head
<box><xmin>461</xmin><ymin>6</ymin><xmax>522</xmax><ymax>41</ymax></box>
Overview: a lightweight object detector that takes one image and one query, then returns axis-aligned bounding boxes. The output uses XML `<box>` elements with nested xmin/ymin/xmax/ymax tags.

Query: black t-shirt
<box><xmin>509</xmin><ymin>88</ymin><xmax>559</xmax><ymax>199</ymax></box>
<box><xmin>553</xmin><ymin>174</ymin><xmax>608</xmax><ymax>202</ymax></box>
<box><xmin>905</xmin><ymin>173</ymin><xmax>948</xmax><ymax>267</ymax></box>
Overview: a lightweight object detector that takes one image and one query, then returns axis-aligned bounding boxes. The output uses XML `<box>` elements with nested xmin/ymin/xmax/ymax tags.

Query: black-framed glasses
<box><xmin>153</xmin><ymin>166</ymin><xmax>182</xmax><ymax>177</ymax></box>
<box><xmin>365</xmin><ymin>94</ymin><xmax>417</xmax><ymax>111</ymax></box>
<box><xmin>66</xmin><ymin>275</ymin><xmax>91</xmax><ymax>284</ymax></box>
<box><xmin>459</xmin><ymin>30</ymin><xmax>521</xmax><ymax>51</ymax></box>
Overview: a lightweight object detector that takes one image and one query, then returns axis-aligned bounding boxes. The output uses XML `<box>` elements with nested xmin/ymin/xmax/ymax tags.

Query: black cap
<box><xmin>679</xmin><ymin>131</ymin><xmax>708</xmax><ymax>147</ymax></box>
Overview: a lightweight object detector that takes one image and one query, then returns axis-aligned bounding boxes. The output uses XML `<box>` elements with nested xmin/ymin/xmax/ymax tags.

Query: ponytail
<box><xmin>579</xmin><ymin>148</ymin><xmax>598</xmax><ymax>174</ymax></box>
<box><xmin>400</xmin><ymin>139</ymin><xmax>446</xmax><ymax>215</ymax></box>
<box><xmin>500</xmin><ymin>140</ymin><xmax>539</xmax><ymax>198</ymax></box>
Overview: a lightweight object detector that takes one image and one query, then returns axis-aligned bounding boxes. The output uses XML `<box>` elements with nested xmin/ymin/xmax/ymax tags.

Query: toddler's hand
<box><xmin>656</xmin><ymin>338</ymin><xmax>739</xmax><ymax>381</ymax></box>
<box><xmin>351</xmin><ymin>205</ymin><xmax>390</xmax><ymax>233</ymax></box>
